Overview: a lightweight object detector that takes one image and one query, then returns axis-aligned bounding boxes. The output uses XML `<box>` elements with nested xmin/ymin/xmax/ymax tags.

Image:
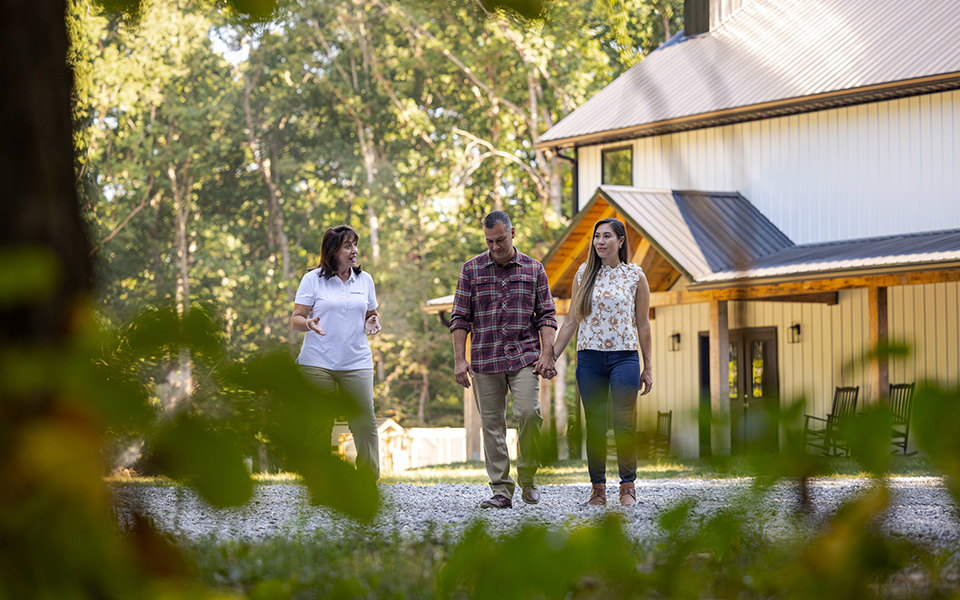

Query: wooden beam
<box><xmin>638</xmin><ymin>239</ymin><xmax>659</xmax><ymax>275</ymax></box>
<box><xmin>743</xmin><ymin>292</ymin><xmax>839</xmax><ymax>305</ymax></box>
<box><xmin>631</xmin><ymin>235</ymin><xmax>649</xmax><ymax>265</ymax></box>
<box><xmin>646</xmin><ymin>254</ymin><xmax>682</xmax><ymax>292</ymax></box>
<box><xmin>650</xmin><ymin>268</ymin><xmax>960</xmax><ymax>307</ymax></box>
<box><xmin>542</xmin><ymin>203</ymin><xmax>606</xmax><ymax>283</ymax></box>
<box><xmin>709</xmin><ymin>300</ymin><xmax>731</xmax><ymax>456</ymax></box>
<box><xmin>547</xmin><ymin>205</ymin><xmax>616</xmax><ymax>290</ymax></box>
<box><xmin>869</xmin><ymin>286</ymin><xmax>889</xmax><ymax>404</ymax></box>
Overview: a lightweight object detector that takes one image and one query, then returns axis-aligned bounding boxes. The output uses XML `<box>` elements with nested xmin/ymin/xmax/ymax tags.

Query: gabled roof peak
<box><xmin>540</xmin><ymin>0</ymin><xmax>960</xmax><ymax>149</ymax></box>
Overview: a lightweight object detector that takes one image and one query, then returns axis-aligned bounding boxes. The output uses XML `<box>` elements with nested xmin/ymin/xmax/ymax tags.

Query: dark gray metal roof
<box><xmin>597</xmin><ymin>186</ymin><xmax>794</xmax><ymax>281</ymax></box>
<box><xmin>422</xmin><ymin>189</ymin><xmax>960</xmax><ymax>309</ymax></box>
<box><xmin>541</xmin><ymin>0</ymin><xmax>960</xmax><ymax>148</ymax></box>
<box><xmin>695</xmin><ymin>228</ymin><xmax>960</xmax><ymax>285</ymax></box>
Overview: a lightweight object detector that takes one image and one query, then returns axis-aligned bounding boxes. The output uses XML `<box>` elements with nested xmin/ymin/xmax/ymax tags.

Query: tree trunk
<box><xmin>487</xmin><ymin>80</ymin><xmax>503</xmax><ymax>212</ymax></box>
<box><xmin>1</xmin><ymin>0</ymin><xmax>91</xmax><ymax>343</ymax></box>
<box><xmin>417</xmin><ymin>368</ymin><xmax>429</xmax><ymax>423</ymax></box>
<box><xmin>167</xmin><ymin>165</ymin><xmax>193</xmax><ymax>412</ymax></box>
<box><xmin>169</xmin><ymin>166</ymin><xmax>192</xmax><ymax>318</ymax></box>
<box><xmin>244</xmin><ymin>70</ymin><xmax>297</xmax><ymax>348</ymax></box>
<box><xmin>267</xmin><ymin>138</ymin><xmax>297</xmax><ymax>349</ymax></box>
<box><xmin>367</xmin><ymin>205</ymin><xmax>380</xmax><ymax>265</ymax></box>
<box><xmin>356</xmin><ymin>121</ymin><xmax>381</xmax><ymax>263</ymax></box>
<box><xmin>148</xmin><ymin>195</ymin><xmax>166</xmax><ymax>296</ymax></box>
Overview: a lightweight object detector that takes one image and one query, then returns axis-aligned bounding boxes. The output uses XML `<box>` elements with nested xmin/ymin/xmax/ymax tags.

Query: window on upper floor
<box><xmin>601</xmin><ymin>146</ymin><xmax>633</xmax><ymax>186</ymax></box>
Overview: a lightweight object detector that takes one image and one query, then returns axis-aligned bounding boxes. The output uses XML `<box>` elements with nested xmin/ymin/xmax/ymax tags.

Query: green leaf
<box><xmin>150</xmin><ymin>414</ymin><xmax>254</xmax><ymax>507</ymax></box>
<box><xmin>842</xmin><ymin>406</ymin><xmax>893</xmax><ymax>476</ymax></box>
<box><xmin>0</xmin><ymin>247</ymin><xmax>59</xmax><ymax>306</ymax></box>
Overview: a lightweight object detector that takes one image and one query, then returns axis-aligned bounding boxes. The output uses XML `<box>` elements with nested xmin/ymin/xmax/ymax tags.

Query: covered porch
<box><xmin>425</xmin><ymin>187</ymin><xmax>960</xmax><ymax>458</ymax></box>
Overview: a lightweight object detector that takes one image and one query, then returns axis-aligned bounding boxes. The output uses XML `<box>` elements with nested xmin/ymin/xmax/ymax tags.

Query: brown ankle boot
<box><xmin>620</xmin><ymin>481</ymin><xmax>636</xmax><ymax>506</ymax></box>
<box><xmin>587</xmin><ymin>483</ymin><xmax>606</xmax><ymax>506</ymax></box>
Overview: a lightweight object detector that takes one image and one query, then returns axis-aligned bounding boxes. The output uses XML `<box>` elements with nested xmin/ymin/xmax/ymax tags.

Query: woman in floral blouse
<box><xmin>553</xmin><ymin>218</ymin><xmax>653</xmax><ymax>506</ymax></box>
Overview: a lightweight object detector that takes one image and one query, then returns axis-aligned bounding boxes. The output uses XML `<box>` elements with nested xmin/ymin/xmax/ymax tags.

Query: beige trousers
<box><xmin>472</xmin><ymin>366</ymin><xmax>542</xmax><ymax>498</ymax></box>
<box><xmin>301</xmin><ymin>366</ymin><xmax>379</xmax><ymax>480</ymax></box>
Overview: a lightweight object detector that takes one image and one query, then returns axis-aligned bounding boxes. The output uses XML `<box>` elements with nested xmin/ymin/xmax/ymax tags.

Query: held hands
<box><xmin>365</xmin><ymin>315</ymin><xmax>382</xmax><ymax>335</ymax></box>
<box><xmin>306</xmin><ymin>316</ymin><xmax>325</xmax><ymax>335</ymax></box>
<box><xmin>532</xmin><ymin>351</ymin><xmax>557</xmax><ymax>380</ymax></box>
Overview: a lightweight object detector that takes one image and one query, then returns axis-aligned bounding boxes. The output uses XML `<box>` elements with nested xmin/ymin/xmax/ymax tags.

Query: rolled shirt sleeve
<box><xmin>533</xmin><ymin>262</ymin><xmax>558</xmax><ymax>331</ymax></box>
<box><xmin>448</xmin><ymin>266</ymin><xmax>473</xmax><ymax>333</ymax></box>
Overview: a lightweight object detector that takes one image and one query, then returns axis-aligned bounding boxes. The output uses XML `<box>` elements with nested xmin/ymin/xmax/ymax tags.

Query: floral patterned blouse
<box><xmin>575</xmin><ymin>261</ymin><xmax>642</xmax><ymax>351</ymax></box>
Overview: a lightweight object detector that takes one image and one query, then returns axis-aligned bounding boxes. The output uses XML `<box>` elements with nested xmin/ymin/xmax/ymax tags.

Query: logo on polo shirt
<box><xmin>350</xmin><ymin>291</ymin><xmax>364</xmax><ymax>295</ymax></box>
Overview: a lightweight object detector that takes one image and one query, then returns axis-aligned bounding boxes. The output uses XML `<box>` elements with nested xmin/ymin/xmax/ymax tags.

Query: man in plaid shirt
<box><xmin>450</xmin><ymin>211</ymin><xmax>558</xmax><ymax>509</ymax></box>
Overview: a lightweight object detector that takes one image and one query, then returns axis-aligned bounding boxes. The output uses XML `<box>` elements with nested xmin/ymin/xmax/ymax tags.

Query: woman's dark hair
<box><xmin>573</xmin><ymin>218</ymin><xmax>628</xmax><ymax>321</ymax></box>
<box><xmin>313</xmin><ymin>225</ymin><xmax>362</xmax><ymax>279</ymax></box>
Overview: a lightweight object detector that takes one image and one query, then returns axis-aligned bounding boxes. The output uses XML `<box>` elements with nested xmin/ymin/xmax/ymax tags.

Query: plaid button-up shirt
<box><xmin>449</xmin><ymin>249</ymin><xmax>557</xmax><ymax>374</ymax></box>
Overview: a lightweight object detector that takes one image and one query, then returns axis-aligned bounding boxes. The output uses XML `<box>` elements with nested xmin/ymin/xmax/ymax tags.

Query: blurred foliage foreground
<box><xmin>4</xmin><ymin>279</ymin><xmax>960</xmax><ymax>598</ymax></box>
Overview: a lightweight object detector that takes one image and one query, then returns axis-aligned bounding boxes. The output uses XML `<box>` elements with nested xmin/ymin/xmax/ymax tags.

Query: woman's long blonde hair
<box><xmin>573</xmin><ymin>218</ymin><xmax>628</xmax><ymax>322</ymax></box>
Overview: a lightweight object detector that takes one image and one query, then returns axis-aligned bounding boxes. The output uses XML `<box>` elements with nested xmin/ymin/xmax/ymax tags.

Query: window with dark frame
<box><xmin>601</xmin><ymin>146</ymin><xmax>633</xmax><ymax>186</ymax></box>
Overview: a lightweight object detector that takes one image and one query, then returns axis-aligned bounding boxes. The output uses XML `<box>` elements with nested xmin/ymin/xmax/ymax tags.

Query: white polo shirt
<box><xmin>295</xmin><ymin>268</ymin><xmax>378</xmax><ymax>370</ymax></box>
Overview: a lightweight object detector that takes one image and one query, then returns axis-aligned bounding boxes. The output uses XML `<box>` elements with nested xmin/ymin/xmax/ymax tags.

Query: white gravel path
<box><xmin>112</xmin><ymin>478</ymin><xmax>960</xmax><ymax>550</ymax></box>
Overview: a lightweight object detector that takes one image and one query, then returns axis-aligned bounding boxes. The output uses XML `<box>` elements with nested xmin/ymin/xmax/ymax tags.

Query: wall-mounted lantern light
<box><xmin>788</xmin><ymin>323</ymin><xmax>801</xmax><ymax>344</ymax></box>
<box><xmin>669</xmin><ymin>332</ymin><xmax>681</xmax><ymax>352</ymax></box>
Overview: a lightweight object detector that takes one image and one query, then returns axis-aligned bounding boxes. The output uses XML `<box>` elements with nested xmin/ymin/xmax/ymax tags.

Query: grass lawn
<box><xmin>378</xmin><ymin>454</ymin><xmax>939</xmax><ymax>485</ymax></box>
<box><xmin>107</xmin><ymin>455</ymin><xmax>939</xmax><ymax>487</ymax></box>
<box><xmin>104</xmin><ymin>455</ymin><xmax>939</xmax><ymax>487</ymax></box>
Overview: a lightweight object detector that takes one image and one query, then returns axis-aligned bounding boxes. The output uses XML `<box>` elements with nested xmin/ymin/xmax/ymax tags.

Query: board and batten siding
<box><xmin>577</xmin><ymin>90</ymin><xmax>960</xmax><ymax>245</ymax></box>
<box><xmin>644</xmin><ymin>281</ymin><xmax>960</xmax><ymax>457</ymax></box>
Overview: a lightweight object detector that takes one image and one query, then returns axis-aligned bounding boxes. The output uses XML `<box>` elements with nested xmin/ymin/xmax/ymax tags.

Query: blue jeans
<box><xmin>576</xmin><ymin>350</ymin><xmax>640</xmax><ymax>484</ymax></box>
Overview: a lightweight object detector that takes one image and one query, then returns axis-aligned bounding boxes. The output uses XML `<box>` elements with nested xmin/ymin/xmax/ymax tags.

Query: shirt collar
<box><xmin>483</xmin><ymin>248</ymin><xmax>524</xmax><ymax>268</ymax></box>
<box><xmin>322</xmin><ymin>268</ymin><xmax>359</xmax><ymax>283</ymax></box>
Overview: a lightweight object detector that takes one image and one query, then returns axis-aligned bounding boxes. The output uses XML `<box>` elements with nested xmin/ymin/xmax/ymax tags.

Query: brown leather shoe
<box><xmin>587</xmin><ymin>483</ymin><xmax>606</xmax><ymax>506</ymax></box>
<box><xmin>521</xmin><ymin>485</ymin><xmax>540</xmax><ymax>505</ymax></box>
<box><xmin>620</xmin><ymin>481</ymin><xmax>636</xmax><ymax>506</ymax></box>
<box><xmin>480</xmin><ymin>494</ymin><xmax>512</xmax><ymax>509</ymax></box>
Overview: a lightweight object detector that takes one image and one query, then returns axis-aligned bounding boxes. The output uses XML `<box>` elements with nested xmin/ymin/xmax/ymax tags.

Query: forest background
<box><xmin>74</xmin><ymin>0</ymin><xmax>682</xmax><ymax>454</ymax></box>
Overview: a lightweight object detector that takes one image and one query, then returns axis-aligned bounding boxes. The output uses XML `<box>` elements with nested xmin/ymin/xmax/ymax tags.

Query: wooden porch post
<box><xmin>464</xmin><ymin>334</ymin><xmax>482</xmax><ymax>460</ymax></box>
<box><xmin>709</xmin><ymin>300</ymin><xmax>731</xmax><ymax>455</ymax></box>
<box><xmin>540</xmin><ymin>370</ymin><xmax>553</xmax><ymax>449</ymax></box>
<box><xmin>868</xmin><ymin>286</ymin><xmax>889</xmax><ymax>402</ymax></box>
<box><xmin>555</xmin><ymin>352</ymin><xmax>569</xmax><ymax>460</ymax></box>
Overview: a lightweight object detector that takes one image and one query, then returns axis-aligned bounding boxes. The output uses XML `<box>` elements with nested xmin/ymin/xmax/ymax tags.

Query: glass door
<box><xmin>728</xmin><ymin>328</ymin><xmax>780</xmax><ymax>454</ymax></box>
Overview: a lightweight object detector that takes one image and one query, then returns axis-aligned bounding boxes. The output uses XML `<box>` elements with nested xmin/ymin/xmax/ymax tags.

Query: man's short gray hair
<box><xmin>482</xmin><ymin>211</ymin><xmax>512</xmax><ymax>230</ymax></box>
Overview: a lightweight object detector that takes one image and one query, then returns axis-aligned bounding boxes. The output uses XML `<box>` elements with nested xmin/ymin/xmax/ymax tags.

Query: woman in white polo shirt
<box><xmin>291</xmin><ymin>225</ymin><xmax>382</xmax><ymax>479</ymax></box>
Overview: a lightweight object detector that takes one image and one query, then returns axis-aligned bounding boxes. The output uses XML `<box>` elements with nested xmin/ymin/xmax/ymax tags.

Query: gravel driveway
<box><xmin>113</xmin><ymin>477</ymin><xmax>960</xmax><ymax>550</ymax></box>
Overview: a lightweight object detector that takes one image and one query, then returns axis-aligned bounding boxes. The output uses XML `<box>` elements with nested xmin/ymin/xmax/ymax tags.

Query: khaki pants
<box><xmin>472</xmin><ymin>366</ymin><xmax>542</xmax><ymax>498</ymax></box>
<box><xmin>301</xmin><ymin>366</ymin><xmax>379</xmax><ymax>480</ymax></box>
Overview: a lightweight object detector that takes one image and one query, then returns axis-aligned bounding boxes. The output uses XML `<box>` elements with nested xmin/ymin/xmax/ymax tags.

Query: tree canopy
<box><xmin>76</xmin><ymin>0</ymin><xmax>683</xmax><ymax>427</ymax></box>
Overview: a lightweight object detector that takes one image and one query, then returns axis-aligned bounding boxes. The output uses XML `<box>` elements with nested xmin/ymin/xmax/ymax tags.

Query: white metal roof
<box><xmin>540</xmin><ymin>0</ymin><xmax>960</xmax><ymax>148</ymax></box>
